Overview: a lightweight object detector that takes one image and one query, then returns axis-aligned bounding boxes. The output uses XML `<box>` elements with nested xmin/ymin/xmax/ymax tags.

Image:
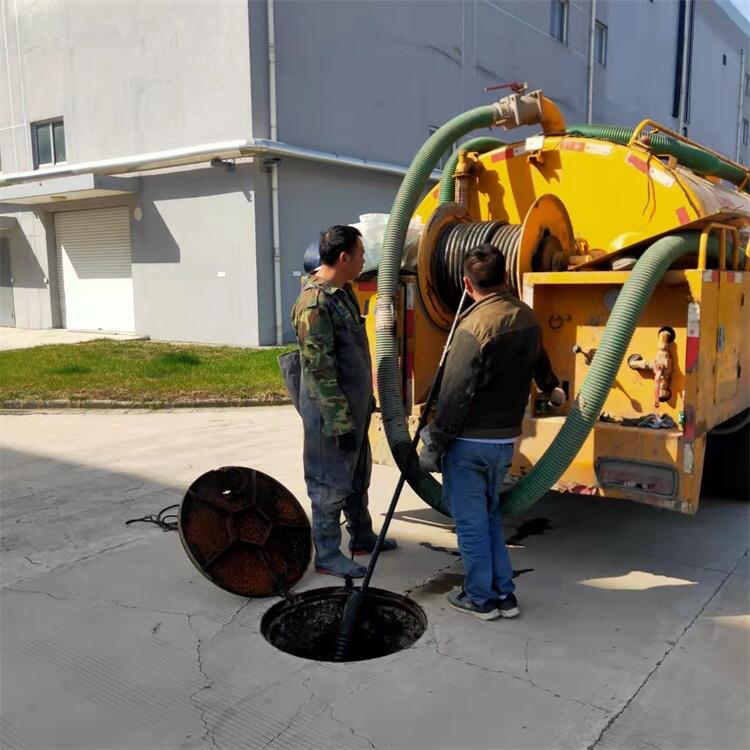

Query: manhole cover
<box><xmin>179</xmin><ymin>466</ymin><xmax>312</xmax><ymax>597</ymax></box>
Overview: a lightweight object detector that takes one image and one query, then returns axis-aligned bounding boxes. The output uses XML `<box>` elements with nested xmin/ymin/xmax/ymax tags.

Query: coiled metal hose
<box><xmin>433</xmin><ymin>221</ymin><xmax>523</xmax><ymax>307</ymax></box>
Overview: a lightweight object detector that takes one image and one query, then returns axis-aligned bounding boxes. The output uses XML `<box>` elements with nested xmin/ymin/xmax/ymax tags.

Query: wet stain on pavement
<box><xmin>505</xmin><ymin>518</ymin><xmax>553</xmax><ymax>546</ymax></box>
<box><xmin>412</xmin><ymin>567</ymin><xmax>535</xmax><ymax>598</ymax></box>
<box><xmin>419</xmin><ymin>542</ymin><xmax>460</xmax><ymax>556</ymax></box>
<box><xmin>414</xmin><ymin>572</ymin><xmax>465</xmax><ymax>596</ymax></box>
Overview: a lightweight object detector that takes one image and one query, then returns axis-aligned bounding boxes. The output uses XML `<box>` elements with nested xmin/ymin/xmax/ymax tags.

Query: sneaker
<box><xmin>497</xmin><ymin>592</ymin><xmax>520</xmax><ymax>619</ymax></box>
<box><xmin>447</xmin><ymin>589</ymin><xmax>500</xmax><ymax>620</ymax></box>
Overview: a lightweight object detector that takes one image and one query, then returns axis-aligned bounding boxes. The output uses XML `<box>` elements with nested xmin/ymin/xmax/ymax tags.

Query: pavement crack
<box><xmin>223</xmin><ymin>599</ymin><xmax>254</xmax><ymax>630</ymax></box>
<box><xmin>326</xmin><ymin>704</ymin><xmax>377</xmax><ymax>749</ymax></box>
<box><xmin>261</xmin><ymin>674</ymin><xmax>314</xmax><ymax>748</ymax></box>
<box><xmin>587</xmin><ymin>553</ymin><xmax>747</xmax><ymax>750</ymax></box>
<box><xmin>428</xmin><ymin>624</ymin><xmax>608</xmax><ymax>714</ymax></box>
<box><xmin>3</xmin><ymin>538</ymin><xmax>145</xmax><ymax>589</ymax></box>
<box><xmin>524</xmin><ymin>636</ymin><xmax>531</xmax><ymax>677</ymax></box>
<box><xmin>187</xmin><ymin>614</ymin><xmax>219</xmax><ymax>749</ymax></box>
<box><xmin>6</xmin><ymin>586</ymin><xmax>191</xmax><ymax>617</ymax></box>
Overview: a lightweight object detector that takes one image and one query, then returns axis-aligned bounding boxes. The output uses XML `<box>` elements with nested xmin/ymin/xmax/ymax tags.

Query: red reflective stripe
<box><xmin>682</xmin><ymin>406</ymin><xmax>696</xmax><ymax>441</ymax></box>
<box><xmin>406</xmin><ymin>307</ymin><xmax>415</xmax><ymax>337</ymax></box>
<box><xmin>685</xmin><ymin>337</ymin><xmax>699</xmax><ymax>372</ymax></box>
<box><xmin>491</xmin><ymin>147</ymin><xmax>514</xmax><ymax>162</ymax></box>
<box><xmin>431</xmin><ymin>186</ymin><xmax>439</xmax><ymax>199</ymax></box>
<box><xmin>626</xmin><ymin>154</ymin><xmax>649</xmax><ymax>173</ymax></box>
<box><xmin>676</xmin><ymin>207</ymin><xmax>690</xmax><ymax>225</ymax></box>
<box><xmin>357</xmin><ymin>280</ymin><xmax>377</xmax><ymax>292</ymax></box>
<box><xmin>561</xmin><ymin>141</ymin><xmax>585</xmax><ymax>152</ymax></box>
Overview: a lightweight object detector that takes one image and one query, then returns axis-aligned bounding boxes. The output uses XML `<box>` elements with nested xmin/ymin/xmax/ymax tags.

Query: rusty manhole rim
<box><xmin>260</xmin><ymin>585</ymin><xmax>428</xmax><ymax>662</ymax></box>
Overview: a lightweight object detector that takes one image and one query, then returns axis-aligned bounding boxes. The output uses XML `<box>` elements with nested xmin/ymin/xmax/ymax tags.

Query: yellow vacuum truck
<box><xmin>352</xmin><ymin>86</ymin><xmax>749</xmax><ymax>518</ymax></box>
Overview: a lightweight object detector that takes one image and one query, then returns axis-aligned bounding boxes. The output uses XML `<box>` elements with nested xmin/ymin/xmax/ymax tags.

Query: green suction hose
<box><xmin>376</xmin><ymin>104</ymin><xmax>503</xmax><ymax>514</ymax></box>
<box><xmin>566</xmin><ymin>124</ymin><xmax>747</xmax><ymax>188</ymax></box>
<box><xmin>439</xmin><ymin>137</ymin><xmax>506</xmax><ymax>203</ymax></box>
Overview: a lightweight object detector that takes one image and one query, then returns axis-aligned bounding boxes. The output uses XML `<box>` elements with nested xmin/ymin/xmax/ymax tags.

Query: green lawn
<box><xmin>0</xmin><ymin>340</ymin><xmax>295</xmax><ymax>403</ymax></box>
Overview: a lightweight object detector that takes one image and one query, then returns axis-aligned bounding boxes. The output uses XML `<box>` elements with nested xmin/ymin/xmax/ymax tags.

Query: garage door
<box><xmin>55</xmin><ymin>207</ymin><xmax>135</xmax><ymax>332</ymax></box>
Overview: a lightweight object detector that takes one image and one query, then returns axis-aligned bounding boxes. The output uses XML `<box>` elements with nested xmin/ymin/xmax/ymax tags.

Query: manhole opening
<box><xmin>261</xmin><ymin>586</ymin><xmax>427</xmax><ymax>662</ymax></box>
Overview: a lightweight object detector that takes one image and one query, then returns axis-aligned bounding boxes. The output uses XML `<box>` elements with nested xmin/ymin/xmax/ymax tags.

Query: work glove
<box><xmin>418</xmin><ymin>444</ymin><xmax>442</xmax><ymax>473</ymax></box>
<box><xmin>335</xmin><ymin>430</ymin><xmax>358</xmax><ymax>452</ymax></box>
<box><xmin>547</xmin><ymin>386</ymin><xmax>567</xmax><ymax>407</ymax></box>
<box><xmin>418</xmin><ymin>424</ymin><xmax>444</xmax><ymax>474</ymax></box>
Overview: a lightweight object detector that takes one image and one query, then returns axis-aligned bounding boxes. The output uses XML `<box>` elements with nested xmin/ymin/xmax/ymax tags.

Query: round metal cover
<box><xmin>179</xmin><ymin>466</ymin><xmax>312</xmax><ymax>597</ymax></box>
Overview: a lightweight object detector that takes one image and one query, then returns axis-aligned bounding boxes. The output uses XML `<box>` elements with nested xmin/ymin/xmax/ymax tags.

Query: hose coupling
<box><xmin>492</xmin><ymin>91</ymin><xmax>544</xmax><ymax>129</ymax></box>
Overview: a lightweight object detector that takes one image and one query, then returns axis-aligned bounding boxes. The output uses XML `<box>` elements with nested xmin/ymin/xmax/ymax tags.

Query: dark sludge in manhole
<box><xmin>261</xmin><ymin>586</ymin><xmax>427</xmax><ymax>662</ymax></box>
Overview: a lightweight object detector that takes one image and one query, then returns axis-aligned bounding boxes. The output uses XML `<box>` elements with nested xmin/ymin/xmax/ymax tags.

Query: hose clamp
<box><xmin>374</xmin><ymin>295</ymin><xmax>397</xmax><ymax>332</ymax></box>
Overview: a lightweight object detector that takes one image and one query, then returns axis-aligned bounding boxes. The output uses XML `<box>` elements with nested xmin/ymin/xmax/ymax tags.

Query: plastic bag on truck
<box><xmin>351</xmin><ymin>213</ymin><xmax>424</xmax><ymax>274</ymax></box>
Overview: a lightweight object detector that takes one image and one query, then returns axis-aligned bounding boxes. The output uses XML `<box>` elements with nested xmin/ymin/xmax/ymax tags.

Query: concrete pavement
<box><xmin>1</xmin><ymin>406</ymin><xmax>748</xmax><ymax>749</ymax></box>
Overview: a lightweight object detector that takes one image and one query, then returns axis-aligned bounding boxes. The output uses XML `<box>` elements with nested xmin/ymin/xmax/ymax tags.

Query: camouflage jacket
<box><xmin>291</xmin><ymin>275</ymin><xmax>368</xmax><ymax>437</ymax></box>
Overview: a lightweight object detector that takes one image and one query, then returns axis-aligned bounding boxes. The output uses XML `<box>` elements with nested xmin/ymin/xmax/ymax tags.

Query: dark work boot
<box><xmin>343</xmin><ymin>491</ymin><xmax>397</xmax><ymax>556</ymax></box>
<box><xmin>312</xmin><ymin>510</ymin><xmax>366</xmax><ymax>579</ymax></box>
<box><xmin>348</xmin><ymin>531</ymin><xmax>398</xmax><ymax>556</ymax></box>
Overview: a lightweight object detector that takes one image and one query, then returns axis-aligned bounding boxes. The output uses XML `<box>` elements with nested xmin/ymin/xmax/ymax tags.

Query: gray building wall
<box><xmin>2</xmin><ymin>0</ymin><xmax>750</xmax><ymax>345</ymax></box>
<box><xmin>690</xmin><ymin>0</ymin><xmax>750</xmax><ymax>162</ymax></box>
<box><xmin>0</xmin><ymin>0</ymin><xmax>253</xmax><ymax>173</ymax></box>
<box><xmin>1</xmin><ymin>209</ymin><xmax>55</xmax><ymax>329</ymax></box>
<box><xmin>131</xmin><ymin>165</ymin><xmax>260</xmax><ymax>346</ymax></box>
<box><xmin>271</xmin><ymin>161</ymin><xmax>403</xmax><ymax>342</ymax></box>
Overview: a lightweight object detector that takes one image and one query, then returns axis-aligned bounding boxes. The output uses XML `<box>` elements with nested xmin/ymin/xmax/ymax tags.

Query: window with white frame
<box><xmin>32</xmin><ymin>119</ymin><xmax>66</xmax><ymax>169</ymax></box>
<box><xmin>595</xmin><ymin>21</ymin><xmax>608</xmax><ymax>66</ymax></box>
<box><xmin>551</xmin><ymin>0</ymin><xmax>569</xmax><ymax>45</ymax></box>
<box><xmin>743</xmin><ymin>119</ymin><xmax>749</xmax><ymax>146</ymax></box>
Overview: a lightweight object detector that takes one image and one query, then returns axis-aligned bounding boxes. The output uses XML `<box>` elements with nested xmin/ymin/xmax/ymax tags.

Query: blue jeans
<box><xmin>443</xmin><ymin>440</ymin><xmax>516</xmax><ymax>608</ymax></box>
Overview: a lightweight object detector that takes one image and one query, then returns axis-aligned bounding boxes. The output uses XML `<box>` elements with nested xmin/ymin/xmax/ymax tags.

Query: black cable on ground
<box><xmin>125</xmin><ymin>504</ymin><xmax>180</xmax><ymax>532</ymax></box>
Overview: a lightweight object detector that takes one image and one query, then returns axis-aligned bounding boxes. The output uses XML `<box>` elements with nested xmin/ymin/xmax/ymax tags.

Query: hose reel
<box><xmin>417</xmin><ymin>194</ymin><xmax>576</xmax><ymax>329</ymax></box>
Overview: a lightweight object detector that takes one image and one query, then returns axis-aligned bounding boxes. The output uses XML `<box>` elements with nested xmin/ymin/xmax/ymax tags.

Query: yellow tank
<box><xmin>356</xmin><ymin>103</ymin><xmax>750</xmax><ymax>514</ymax></box>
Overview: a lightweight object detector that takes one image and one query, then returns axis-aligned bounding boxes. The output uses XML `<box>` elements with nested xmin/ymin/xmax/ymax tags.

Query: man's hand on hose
<box><xmin>336</xmin><ymin>430</ymin><xmax>358</xmax><ymax>452</ymax></box>
<box><xmin>418</xmin><ymin>423</ymin><xmax>444</xmax><ymax>474</ymax></box>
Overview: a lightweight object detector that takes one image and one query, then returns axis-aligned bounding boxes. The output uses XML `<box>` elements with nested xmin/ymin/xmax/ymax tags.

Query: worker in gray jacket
<box><xmin>419</xmin><ymin>242</ymin><xmax>563</xmax><ymax>620</ymax></box>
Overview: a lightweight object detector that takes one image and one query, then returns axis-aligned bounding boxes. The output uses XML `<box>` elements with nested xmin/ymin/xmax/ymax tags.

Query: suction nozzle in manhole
<box><xmin>261</xmin><ymin>586</ymin><xmax>427</xmax><ymax>662</ymax></box>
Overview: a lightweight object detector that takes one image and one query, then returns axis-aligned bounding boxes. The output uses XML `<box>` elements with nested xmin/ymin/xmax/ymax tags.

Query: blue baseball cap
<box><xmin>303</xmin><ymin>241</ymin><xmax>321</xmax><ymax>273</ymax></box>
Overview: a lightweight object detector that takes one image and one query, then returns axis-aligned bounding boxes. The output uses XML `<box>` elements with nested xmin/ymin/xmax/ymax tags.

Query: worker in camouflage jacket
<box><xmin>280</xmin><ymin>225</ymin><xmax>397</xmax><ymax>578</ymax></box>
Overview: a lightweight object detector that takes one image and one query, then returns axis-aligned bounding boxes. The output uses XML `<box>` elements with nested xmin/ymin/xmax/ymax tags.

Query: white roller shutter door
<box><xmin>55</xmin><ymin>207</ymin><xmax>135</xmax><ymax>332</ymax></box>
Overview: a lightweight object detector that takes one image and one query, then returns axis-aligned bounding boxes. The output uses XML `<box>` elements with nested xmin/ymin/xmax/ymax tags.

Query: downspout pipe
<box><xmin>267</xmin><ymin>0</ymin><xmax>283</xmax><ymax>345</ymax></box>
<box><xmin>586</xmin><ymin>0</ymin><xmax>597</xmax><ymax>124</ymax></box>
<box><xmin>678</xmin><ymin>0</ymin><xmax>692</xmax><ymax>135</ymax></box>
<box><xmin>736</xmin><ymin>48</ymin><xmax>746</xmax><ymax>163</ymax></box>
